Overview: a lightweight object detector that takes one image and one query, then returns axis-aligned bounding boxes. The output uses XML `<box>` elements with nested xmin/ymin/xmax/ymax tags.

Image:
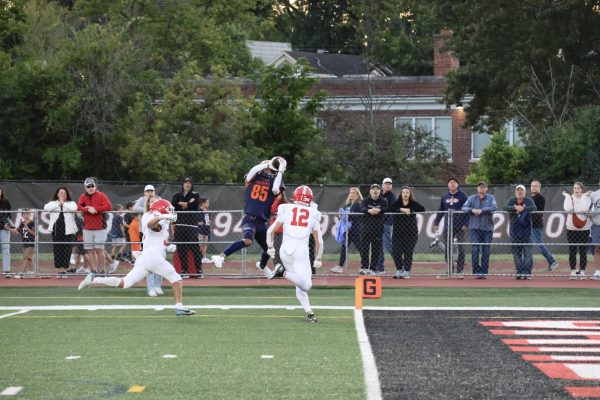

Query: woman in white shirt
<box><xmin>44</xmin><ymin>187</ymin><xmax>78</xmax><ymax>276</ymax></box>
<box><xmin>563</xmin><ymin>181</ymin><xmax>592</xmax><ymax>279</ymax></box>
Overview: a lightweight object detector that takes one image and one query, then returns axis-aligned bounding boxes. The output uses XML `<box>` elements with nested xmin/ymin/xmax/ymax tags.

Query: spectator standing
<box><xmin>376</xmin><ymin>178</ymin><xmax>396</xmax><ymax>273</ymax></box>
<box><xmin>73</xmin><ymin>213</ymin><xmax>87</xmax><ymax>273</ymax></box>
<box><xmin>198</xmin><ymin>197</ymin><xmax>212</xmax><ymax>263</ymax></box>
<box><xmin>462</xmin><ymin>182</ymin><xmax>497</xmax><ymax>279</ymax></box>
<box><xmin>14</xmin><ymin>209</ymin><xmax>35</xmax><ymax>276</ymax></box>
<box><xmin>331</xmin><ymin>187</ymin><xmax>364</xmax><ymax>273</ymax></box>
<box><xmin>591</xmin><ymin>180</ymin><xmax>600</xmax><ymax>271</ymax></box>
<box><xmin>433</xmin><ymin>178</ymin><xmax>469</xmax><ymax>275</ymax></box>
<box><xmin>563</xmin><ymin>182</ymin><xmax>592</xmax><ymax>279</ymax></box>
<box><xmin>211</xmin><ymin>157</ymin><xmax>286</xmax><ymax>278</ymax></box>
<box><xmin>359</xmin><ymin>184</ymin><xmax>388</xmax><ymax>276</ymax></box>
<box><xmin>0</xmin><ymin>185</ymin><xmax>14</xmax><ymax>275</ymax></box>
<box><xmin>76</xmin><ymin>177</ymin><xmax>112</xmax><ymax>274</ymax></box>
<box><xmin>530</xmin><ymin>180</ymin><xmax>559</xmax><ymax>272</ymax></box>
<box><xmin>390</xmin><ymin>186</ymin><xmax>425</xmax><ymax>279</ymax></box>
<box><xmin>121</xmin><ymin>201</ymin><xmax>135</xmax><ymax>264</ymax></box>
<box><xmin>171</xmin><ymin>178</ymin><xmax>203</xmax><ymax>277</ymax></box>
<box><xmin>44</xmin><ymin>187</ymin><xmax>78</xmax><ymax>277</ymax></box>
<box><xmin>504</xmin><ymin>185</ymin><xmax>537</xmax><ymax>279</ymax></box>
<box><xmin>108</xmin><ymin>204</ymin><xmax>126</xmax><ymax>271</ymax></box>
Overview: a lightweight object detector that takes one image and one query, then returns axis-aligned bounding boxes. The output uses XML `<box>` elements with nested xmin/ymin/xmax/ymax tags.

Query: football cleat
<box><xmin>307</xmin><ymin>312</ymin><xmax>318</xmax><ymax>323</ymax></box>
<box><xmin>270</xmin><ymin>264</ymin><xmax>285</xmax><ymax>279</ymax></box>
<box><xmin>211</xmin><ymin>255</ymin><xmax>224</xmax><ymax>269</ymax></box>
<box><xmin>175</xmin><ymin>307</ymin><xmax>196</xmax><ymax>317</ymax></box>
<box><xmin>78</xmin><ymin>273</ymin><xmax>93</xmax><ymax>291</ymax></box>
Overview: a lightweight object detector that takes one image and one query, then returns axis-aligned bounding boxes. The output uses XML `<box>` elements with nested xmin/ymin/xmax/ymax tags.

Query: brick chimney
<box><xmin>433</xmin><ymin>30</ymin><xmax>459</xmax><ymax>76</ymax></box>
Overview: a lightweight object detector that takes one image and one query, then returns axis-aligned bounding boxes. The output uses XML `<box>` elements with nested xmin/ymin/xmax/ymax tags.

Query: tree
<box><xmin>427</xmin><ymin>0</ymin><xmax>600</xmax><ymax>130</ymax></box>
<box><xmin>250</xmin><ymin>60</ymin><xmax>334</xmax><ymax>183</ymax></box>
<box><xmin>466</xmin><ymin>131</ymin><xmax>528</xmax><ymax>185</ymax></box>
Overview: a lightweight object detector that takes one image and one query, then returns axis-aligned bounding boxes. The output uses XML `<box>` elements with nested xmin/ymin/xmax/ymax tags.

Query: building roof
<box><xmin>245</xmin><ymin>40</ymin><xmax>292</xmax><ymax>64</ymax></box>
<box><xmin>272</xmin><ymin>51</ymin><xmax>391</xmax><ymax>78</ymax></box>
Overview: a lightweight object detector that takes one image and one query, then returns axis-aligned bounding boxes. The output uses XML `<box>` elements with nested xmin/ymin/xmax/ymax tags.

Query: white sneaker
<box><xmin>109</xmin><ymin>260</ymin><xmax>119</xmax><ymax>273</ymax></box>
<box><xmin>69</xmin><ymin>255</ymin><xmax>76</xmax><ymax>265</ymax></box>
<box><xmin>78</xmin><ymin>273</ymin><xmax>93</xmax><ymax>291</ymax></box>
<box><xmin>579</xmin><ymin>270</ymin><xmax>587</xmax><ymax>280</ymax></box>
<box><xmin>155</xmin><ymin>287</ymin><xmax>164</xmax><ymax>296</ymax></box>
<box><xmin>211</xmin><ymin>255</ymin><xmax>224</xmax><ymax>269</ymax></box>
<box><xmin>75</xmin><ymin>267</ymin><xmax>87</xmax><ymax>274</ymax></box>
<box><xmin>330</xmin><ymin>266</ymin><xmax>344</xmax><ymax>273</ymax></box>
<box><xmin>148</xmin><ymin>289</ymin><xmax>157</xmax><ymax>297</ymax></box>
<box><xmin>201</xmin><ymin>258</ymin><xmax>211</xmax><ymax>264</ymax></box>
<box><xmin>570</xmin><ymin>270</ymin><xmax>578</xmax><ymax>280</ymax></box>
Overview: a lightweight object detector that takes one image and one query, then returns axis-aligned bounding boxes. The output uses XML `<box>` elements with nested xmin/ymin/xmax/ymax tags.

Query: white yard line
<box><xmin>1</xmin><ymin>305</ymin><xmax>600</xmax><ymax>311</ymax></box>
<box><xmin>0</xmin><ymin>310</ymin><xmax>29</xmax><ymax>319</ymax></box>
<box><xmin>354</xmin><ymin>309</ymin><xmax>382</xmax><ymax>400</ymax></box>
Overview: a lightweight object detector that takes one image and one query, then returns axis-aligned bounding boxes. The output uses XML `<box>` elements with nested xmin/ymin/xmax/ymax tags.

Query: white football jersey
<box><xmin>276</xmin><ymin>203</ymin><xmax>321</xmax><ymax>243</ymax></box>
<box><xmin>141</xmin><ymin>212</ymin><xmax>170</xmax><ymax>253</ymax></box>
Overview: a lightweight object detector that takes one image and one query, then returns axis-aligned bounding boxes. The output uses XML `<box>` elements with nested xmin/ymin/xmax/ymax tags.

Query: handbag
<box><xmin>571</xmin><ymin>196</ymin><xmax>587</xmax><ymax>228</ymax></box>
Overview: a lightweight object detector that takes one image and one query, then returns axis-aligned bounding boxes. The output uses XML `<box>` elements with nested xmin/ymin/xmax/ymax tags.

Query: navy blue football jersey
<box><xmin>244</xmin><ymin>172</ymin><xmax>277</xmax><ymax>221</ymax></box>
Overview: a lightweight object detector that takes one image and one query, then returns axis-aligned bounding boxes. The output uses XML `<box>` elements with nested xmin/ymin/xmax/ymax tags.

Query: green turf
<box><xmin>2</xmin><ymin>286</ymin><xmax>600</xmax><ymax>399</ymax></box>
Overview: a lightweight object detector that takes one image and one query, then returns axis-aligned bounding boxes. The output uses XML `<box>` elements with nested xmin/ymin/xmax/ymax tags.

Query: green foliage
<box><xmin>466</xmin><ymin>131</ymin><xmax>528</xmax><ymax>185</ymax></box>
<box><xmin>250</xmin><ymin>61</ymin><xmax>333</xmax><ymax>182</ymax></box>
<box><xmin>428</xmin><ymin>0</ymin><xmax>600</xmax><ymax>129</ymax></box>
<box><xmin>522</xmin><ymin>105</ymin><xmax>600</xmax><ymax>183</ymax></box>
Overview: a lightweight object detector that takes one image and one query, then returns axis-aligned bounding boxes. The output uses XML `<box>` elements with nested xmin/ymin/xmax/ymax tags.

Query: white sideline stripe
<box><xmin>2</xmin><ymin>305</ymin><xmax>600</xmax><ymax>312</ymax></box>
<box><xmin>0</xmin><ymin>310</ymin><xmax>29</xmax><ymax>319</ymax></box>
<box><xmin>354</xmin><ymin>309</ymin><xmax>382</xmax><ymax>400</ymax></box>
<box><xmin>0</xmin><ymin>387</ymin><xmax>23</xmax><ymax>396</ymax></box>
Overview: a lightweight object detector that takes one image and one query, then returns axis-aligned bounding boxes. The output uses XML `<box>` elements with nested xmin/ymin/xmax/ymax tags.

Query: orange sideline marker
<box><xmin>355</xmin><ymin>276</ymin><xmax>382</xmax><ymax>309</ymax></box>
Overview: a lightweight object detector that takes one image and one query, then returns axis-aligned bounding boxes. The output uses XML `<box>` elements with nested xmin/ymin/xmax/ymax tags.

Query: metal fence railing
<box><xmin>0</xmin><ymin>209</ymin><xmax>598</xmax><ymax>279</ymax></box>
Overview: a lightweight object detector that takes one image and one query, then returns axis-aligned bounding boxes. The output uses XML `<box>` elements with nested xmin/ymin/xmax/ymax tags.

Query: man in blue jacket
<box><xmin>433</xmin><ymin>177</ymin><xmax>468</xmax><ymax>275</ymax></box>
<box><xmin>504</xmin><ymin>185</ymin><xmax>537</xmax><ymax>279</ymax></box>
<box><xmin>462</xmin><ymin>182</ymin><xmax>497</xmax><ymax>278</ymax></box>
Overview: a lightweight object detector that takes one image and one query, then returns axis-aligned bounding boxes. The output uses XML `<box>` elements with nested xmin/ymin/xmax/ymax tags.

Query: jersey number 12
<box><xmin>291</xmin><ymin>207</ymin><xmax>309</xmax><ymax>227</ymax></box>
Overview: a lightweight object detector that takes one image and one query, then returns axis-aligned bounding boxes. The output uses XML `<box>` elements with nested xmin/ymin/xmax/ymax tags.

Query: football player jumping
<box><xmin>78</xmin><ymin>199</ymin><xmax>195</xmax><ymax>316</ymax></box>
<box><xmin>266</xmin><ymin>185</ymin><xmax>323</xmax><ymax>323</ymax></box>
<box><xmin>211</xmin><ymin>156</ymin><xmax>286</xmax><ymax>278</ymax></box>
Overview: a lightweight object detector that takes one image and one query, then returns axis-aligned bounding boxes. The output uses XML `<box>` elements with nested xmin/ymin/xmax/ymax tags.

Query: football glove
<box><xmin>313</xmin><ymin>259</ymin><xmax>322</xmax><ymax>269</ymax></box>
<box><xmin>267</xmin><ymin>247</ymin><xmax>276</xmax><ymax>257</ymax></box>
<box><xmin>166</xmin><ymin>244</ymin><xmax>177</xmax><ymax>253</ymax></box>
<box><xmin>158</xmin><ymin>213</ymin><xmax>176</xmax><ymax>221</ymax></box>
<box><xmin>277</xmin><ymin>157</ymin><xmax>287</xmax><ymax>173</ymax></box>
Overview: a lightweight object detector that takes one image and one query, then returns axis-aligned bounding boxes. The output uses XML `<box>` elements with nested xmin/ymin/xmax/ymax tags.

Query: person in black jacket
<box><xmin>530</xmin><ymin>180</ymin><xmax>558</xmax><ymax>271</ymax></box>
<box><xmin>171</xmin><ymin>177</ymin><xmax>203</xmax><ymax>277</ymax></box>
<box><xmin>0</xmin><ymin>186</ymin><xmax>14</xmax><ymax>275</ymax></box>
<box><xmin>359</xmin><ymin>184</ymin><xmax>388</xmax><ymax>275</ymax></box>
<box><xmin>390</xmin><ymin>186</ymin><xmax>425</xmax><ymax>279</ymax></box>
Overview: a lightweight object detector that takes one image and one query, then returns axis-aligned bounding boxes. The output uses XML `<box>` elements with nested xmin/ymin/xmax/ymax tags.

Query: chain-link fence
<box><xmin>0</xmin><ymin>209</ymin><xmax>598</xmax><ymax>279</ymax></box>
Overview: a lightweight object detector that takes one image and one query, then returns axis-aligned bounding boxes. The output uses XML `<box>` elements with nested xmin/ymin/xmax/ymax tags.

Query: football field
<box><xmin>2</xmin><ymin>286</ymin><xmax>600</xmax><ymax>399</ymax></box>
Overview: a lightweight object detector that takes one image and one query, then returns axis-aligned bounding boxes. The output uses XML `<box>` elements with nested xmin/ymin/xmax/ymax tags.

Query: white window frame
<box><xmin>314</xmin><ymin>117</ymin><xmax>327</xmax><ymax>129</ymax></box>
<box><xmin>393</xmin><ymin>116</ymin><xmax>453</xmax><ymax>160</ymax></box>
<box><xmin>470</xmin><ymin>119</ymin><xmax>522</xmax><ymax>161</ymax></box>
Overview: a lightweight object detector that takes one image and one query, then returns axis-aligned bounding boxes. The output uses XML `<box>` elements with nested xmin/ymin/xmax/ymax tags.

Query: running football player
<box><xmin>266</xmin><ymin>185</ymin><xmax>323</xmax><ymax>322</ymax></box>
<box><xmin>78</xmin><ymin>199</ymin><xmax>195</xmax><ymax>316</ymax></box>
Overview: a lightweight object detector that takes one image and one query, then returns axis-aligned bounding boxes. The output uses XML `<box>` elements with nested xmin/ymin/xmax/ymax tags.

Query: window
<box><xmin>394</xmin><ymin>116</ymin><xmax>452</xmax><ymax>157</ymax></box>
<box><xmin>471</xmin><ymin>119</ymin><xmax>522</xmax><ymax>159</ymax></box>
<box><xmin>314</xmin><ymin>117</ymin><xmax>327</xmax><ymax>129</ymax></box>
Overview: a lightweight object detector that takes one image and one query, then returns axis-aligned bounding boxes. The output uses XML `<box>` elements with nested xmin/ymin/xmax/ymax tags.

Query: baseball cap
<box><xmin>447</xmin><ymin>177</ymin><xmax>459</xmax><ymax>184</ymax></box>
<box><xmin>144</xmin><ymin>184</ymin><xmax>155</xmax><ymax>192</ymax></box>
<box><xmin>183</xmin><ymin>177</ymin><xmax>192</xmax><ymax>183</ymax></box>
<box><xmin>382</xmin><ymin>177</ymin><xmax>392</xmax><ymax>184</ymax></box>
<box><xmin>370</xmin><ymin>183</ymin><xmax>381</xmax><ymax>189</ymax></box>
<box><xmin>84</xmin><ymin>177</ymin><xmax>96</xmax><ymax>187</ymax></box>
<box><xmin>515</xmin><ymin>184</ymin><xmax>526</xmax><ymax>191</ymax></box>
<box><xmin>477</xmin><ymin>181</ymin><xmax>488</xmax><ymax>187</ymax></box>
